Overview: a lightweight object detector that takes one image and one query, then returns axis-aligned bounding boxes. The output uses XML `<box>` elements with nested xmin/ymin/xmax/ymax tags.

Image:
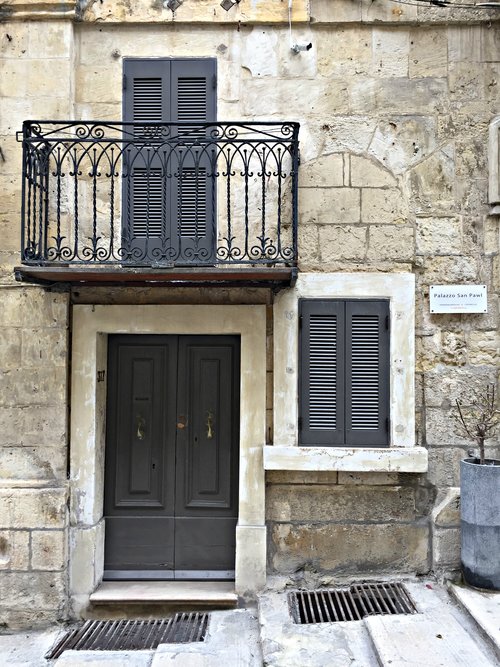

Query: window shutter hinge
<box><xmin>123</xmin><ymin>74</ymin><xmax>127</xmax><ymax>91</ymax></box>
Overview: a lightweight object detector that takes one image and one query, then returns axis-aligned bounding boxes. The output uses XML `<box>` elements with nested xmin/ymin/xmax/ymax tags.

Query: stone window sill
<box><xmin>263</xmin><ymin>445</ymin><xmax>428</xmax><ymax>473</ymax></box>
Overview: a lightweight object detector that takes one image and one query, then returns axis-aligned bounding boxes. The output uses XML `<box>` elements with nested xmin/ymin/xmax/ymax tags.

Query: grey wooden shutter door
<box><xmin>300</xmin><ymin>300</ymin><xmax>345</xmax><ymax>445</ymax></box>
<box><xmin>123</xmin><ymin>58</ymin><xmax>216</xmax><ymax>261</ymax></box>
<box><xmin>300</xmin><ymin>299</ymin><xmax>390</xmax><ymax>447</ymax></box>
<box><xmin>123</xmin><ymin>60</ymin><xmax>170</xmax><ymax>245</ymax></box>
<box><xmin>345</xmin><ymin>300</ymin><xmax>390</xmax><ymax>446</ymax></box>
<box><xmin>171</xmin><ymin>59</ymin><xmax>216</xmax><ymax>258</ymax></box>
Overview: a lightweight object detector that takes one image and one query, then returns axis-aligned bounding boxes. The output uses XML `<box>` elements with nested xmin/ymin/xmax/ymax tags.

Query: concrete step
<box><xmin>366</xmin><ymin>613</ymin><xmax>495</xmax><ymax>667</ymax></box>
<box><xmin>449</xmin><ymin>583</ymin><xmax>500</xmax><ymax>662</ymax></box>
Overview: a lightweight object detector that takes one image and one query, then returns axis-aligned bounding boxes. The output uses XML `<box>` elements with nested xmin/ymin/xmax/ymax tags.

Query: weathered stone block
<box><xmin>266</xmin><ymin>471</ymin><xmax>339</xmax><ymax>485</ymax></box>
<box><xmin>369</xmin><ymin>117</ymin><xmax>438</xmax><ymax>176</ymax></box>
<box><xmin>0</xmin><ymin>530</ymin><xmax>30</xmax><ymax>570</ymax></box>
<box><xmin>241</xmin><ymin>78</ymin><xmax>349</xmax><ymax>117</ymax></box>
<box><xmin>432</xmin><ymin>527</ymin><xmax>460</xmax><ymax>569</ymax></box>
<box><xmin>484</xmin><ymin>219</ymin><xmax>499</xmax><ymax>255</ymax></box>
<box><xmin>337</xmin><ymin>472</ymin><xmax>399</xmax><ymax>485</ymax></box>
<box><xmin>316</xmin><ymin>26</ymin><xmax>371</xmax><ymax>78</ymax></box>
<box><xmin>424</xmin><ymin>366</ymin><xmax>497</xmax><ymax>407</ymax></box>
<box><xmin>422</xmin><ymin>256</ymin><xmax>478</xmax><ymax>285</ymax></box>
<box><xmin>0</xmin><ymin>488</ymin><xmax>67</xmax><ymax>529</ymax></box>
<box><xmin>350</xmin><ymin>155</ymin><xmax>396</xmax><ymax>188</ymax></box>
<box><xmin>299</xmin><ymin>154</ymin><xmax>344</xmax><ymax>188</ymax></box>
<box><xmin>28</xmin><ymin>21</ymin><xmax>72</xmax><ymax>59</ymax></box>
<box><xmin>322</xmin><ymin>116</ymin><xmax>378</xmax><ymax>155</ymax></box>
<box><xmin>0</xmin><ymin>446</ymin><xmax>66</xmax><ymax>481</ymax></box>
<box><xmin>361</xmin><ymin>189</ymin><xmax>405</xmax><ymax>224</ymax></box>
<box><xmin>367</xmin><ymin>225</ymin><xmax>414</xmax><ymax>262</ymax></box>
<box><xmin>266</xmin><ymin>485</ymin><xmax>418</xmax><ymax>523</ymax></box>
<box><xmin>22</xmin><ymin>405</ymin><xmax>66</xmax><ymax>448</ymax></box>
<box><xmin>0</xmin><ymin>25</ymin><xmax>29</xmax><ymax>59</ymax></box>
<box><xmin>468</xmin><ymin>331</ymin><xmax>500</xmax><ymax>365</ymax></box>
<box><xmin>297</xmin><ymin>224</ymin><xmax>320</xmax><ymax>268</ymax></box>
<box><xmin>447</xmin><ymin>25</ymin><xmax>482</xmax><ymax>62</ymax></box>
<box><xmin>409</xmin><ymin>147</ymin><xmax>455</xmax><ymax>213</ymax></box>
<box><xmin>375</xmin><ymin>78</ymin><xmax>447</xmax><ymax>114</ymax></box>
<box><xmin>0</xmin><ymin>408</ymin><xmax>23</xmax><ymax>446</ymax></box>
<box><xmin>319</xmin><ymin>225</ymin><xmax>367</xmax><ymax>262</ymax></box>
<box><xmin>409</xmin><ymin>28</ymin><xmax>447</xmax><ymax>79</ymax></box>
<box><xmin>300</xmin><ymin>188</ymin><xmax>360</xmax><ymax>224</ymax></box>
<box><xmin>0</xmin><ymin>290</ymin><xmax>68</xmax><ymax>329</ymax></box>
<box><xmin>75</xmin><ymin>64</ymin><xmax>122</xmax><ymax>104</ymax></box>
<box><xmin>416</xmin><ymin>217</ymin><xmax>462</xmax><ymax>255</ymax></box>
<box><xmin>372</xmin><ymin>28</ymin><xmax>409</xmax><ymax>78</ymax></box>
<box><xmin>431</xmin><ymin>488</ymin><xmax>460</xmax><ymax>527</ymax></box>
<box><xmin>426</xmin><ymin>407</ymin><xmax>469</xmax><ymax>447</ymax></box>
<box><xmin>269</xmin><ymin>522</ymin><xmax>429</xmax><ymax>574</ymax></box>
<box><xmin>21</xmin><ymin>329</ymin><xmax>67</xmax><ymax>368</ymax></box>
<box><xmin>310</xmin><ymin>0</ymin><xmax>362</xmax><ymax>23</ymax></box>
<box><xmin>31</xmin><ymin>531</ymin><xmax>66</xmax><ymax>571</ymax></box>
<box><xmin>0</xmin><ymin>366</ymin><xmax>67</xmax><ymax>407</ymax></box>
<box><xmin>0</xmin><ymin>571</ymin><xmax>66</xmax><ymax>611</ymax></box>
<box><xmin>426</xmin><ymin>447</ymin><xmax>467</xmax><ymax>488</ymax></box>
<box><xmin>0</xmin><ymin>329</ymin><xmax>21</xmax><ymax>369</ymax></box>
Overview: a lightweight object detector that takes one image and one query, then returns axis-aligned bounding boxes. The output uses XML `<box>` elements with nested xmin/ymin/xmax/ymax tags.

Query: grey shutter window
<box><xmin>123</xmin><ymin>58</ymin><xmax>216</xmax><ymax>262</ymax></box>
<box><xmin>345</xmin><ymin>300</ymin><xmax>389</xmax><ymax>446</ymax></box>
<box><xmin>300</xmin><ymin>300</ymin><xmax>345</xmax><ymax>445</ymax></box>
<box><xmin>300</xmin><ymin>299</ymin><xmax>390</xmax><ymax>447</ymax></box>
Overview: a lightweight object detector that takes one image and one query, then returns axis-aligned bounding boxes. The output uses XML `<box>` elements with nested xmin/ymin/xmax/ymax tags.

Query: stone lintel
<box><xmin>0</xmin><ymin>0</ymin><xmax>76</xmax><ymax>20</ymax></box>
<box><xmin>263</xmin><ymin>445</ymin><xmax>429</xmax><ymax>473</ymax></box>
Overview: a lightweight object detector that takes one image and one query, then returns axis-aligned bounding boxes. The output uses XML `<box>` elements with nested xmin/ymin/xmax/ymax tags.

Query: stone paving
<box><xmin>0</xmin><ymin>580</ymin><xmax>499</xmax><ymax>666</ymax></box>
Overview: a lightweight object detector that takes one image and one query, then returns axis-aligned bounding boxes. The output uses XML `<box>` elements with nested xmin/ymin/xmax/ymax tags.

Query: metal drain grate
<box><xmin>289</xmin><ymin>582</ymin><xmax>418</xmax><ymax>624</ymax></box>
<box><xmin>45</xmin><ymin>612</ymin><xmax>209</xmax><ymax>659</ymax></box>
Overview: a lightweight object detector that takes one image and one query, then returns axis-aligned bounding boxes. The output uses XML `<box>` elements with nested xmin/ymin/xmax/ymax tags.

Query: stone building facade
<box><xmin>0</xmin><ymin>0</ymin><xmax>499</xmax><ymax>628</ymax></box>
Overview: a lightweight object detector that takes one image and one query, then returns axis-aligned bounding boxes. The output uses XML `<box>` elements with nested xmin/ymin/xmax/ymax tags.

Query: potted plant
<box><xmin>453</xmin><ymin>384</ymin><xmax>500</xmax><ymax>591</ymax></box>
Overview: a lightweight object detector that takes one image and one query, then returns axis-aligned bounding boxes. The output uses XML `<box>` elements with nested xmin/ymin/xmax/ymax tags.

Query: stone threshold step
<box><xmin>449</xmin><ymin>583</ymin><xmax>500</xmax><ymax>662</ymax></box>
<box><xmin>90</xmin><ymin>581</ymin><xmax>238</xmax><ymax>606</ymax></box>
<box><xmin>365</xmin><ymin>613</ymin><xmax>494</xmax><ymax>667</ymax></box>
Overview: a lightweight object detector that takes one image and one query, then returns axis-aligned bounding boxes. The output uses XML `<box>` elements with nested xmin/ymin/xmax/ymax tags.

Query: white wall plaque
<box><xmin>430</xmin><ymin>285</ymin><xmax>487</xmax><ymax>314</ymax></box>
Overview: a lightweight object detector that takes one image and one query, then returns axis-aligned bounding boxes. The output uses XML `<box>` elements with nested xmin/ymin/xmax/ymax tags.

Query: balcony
<box><xmin>15</xmin><ymin>120</ymin><xmax>299</xmax><ymax>288</ymax></box>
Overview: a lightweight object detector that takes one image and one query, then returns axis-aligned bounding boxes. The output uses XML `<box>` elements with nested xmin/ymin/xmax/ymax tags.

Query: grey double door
<box><xmin>104</xmin><ymin>335</ymin><xmax>240</xmax><ymax>580</ymax></box>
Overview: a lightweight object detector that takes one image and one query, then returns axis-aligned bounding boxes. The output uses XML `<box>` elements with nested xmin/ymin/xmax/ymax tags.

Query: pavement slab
<box><xmin>449</xmin><ymin>583</ymin><xmax>500</xmax><ymax>661</ymax></box>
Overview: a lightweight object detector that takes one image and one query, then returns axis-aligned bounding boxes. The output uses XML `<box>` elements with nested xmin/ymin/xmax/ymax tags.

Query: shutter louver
<box><xmin>308</xmin><ymin>315</ymin><xmax>338</xmax><ymax>430</ymax></box>
<box><xmin>178</xmin><ymin>168</ymin><xmax>207</xmax><ymax>237</ymax></box>
<box><xmin>350</xmin><ymin>315</ymin><xmax>380</xmax><ymax>430</ymax></box>
<box><xmin>132</xmin><ymin>169</ymin><xmax>163</xmax><ymax>238</ymax></box>
<box><xmin>300</xmin><ymin>300</ymin><xmax>345</xmax><ymax>446</ymax></box>
<box><xmin>133</xmin><ymin>78</ymin><xmax>163</xmax><ymax>122</ymax></box>
<box><xmin>346</xmin><ymin>301</ymin><xmax>390</xmax><ymax>446</ymax></box>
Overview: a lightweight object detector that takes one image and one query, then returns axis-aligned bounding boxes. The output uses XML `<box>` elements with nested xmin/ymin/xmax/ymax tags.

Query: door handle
<box><xmin>136</xmin><ymin>415</ymin><xmax>146</xmax><ymax>440</ymax></box>
<box><xmin>206</xmin><ymin>411</ymin><xmax>214</xmax><ymax>439</ymax></box>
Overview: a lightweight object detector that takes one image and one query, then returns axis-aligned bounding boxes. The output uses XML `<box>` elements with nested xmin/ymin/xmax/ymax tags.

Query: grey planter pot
<box><xmin>460</xmin><ymin>458</ymin><xmax>500</xmax><ymax>591</ymax></box>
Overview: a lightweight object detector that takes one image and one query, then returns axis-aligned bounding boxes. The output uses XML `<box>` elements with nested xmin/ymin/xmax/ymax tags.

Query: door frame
<box><xmin>69</xmin><ymin>304</ymin><xmax>266</xmax><ymax>617</ymax></box>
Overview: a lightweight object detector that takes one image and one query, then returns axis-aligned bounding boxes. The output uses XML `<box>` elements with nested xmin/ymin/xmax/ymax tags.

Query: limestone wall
<box><xmin>0</xmin><ymin>0</ymin><xmax>499</xmax><ymax>626</ymax></box>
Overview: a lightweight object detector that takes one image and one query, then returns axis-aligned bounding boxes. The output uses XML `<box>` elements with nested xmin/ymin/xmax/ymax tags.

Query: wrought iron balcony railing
<box><xmin>18</xmin><ymin>121</ymin><xmax>299</xmax><ymax>269</ymax></box>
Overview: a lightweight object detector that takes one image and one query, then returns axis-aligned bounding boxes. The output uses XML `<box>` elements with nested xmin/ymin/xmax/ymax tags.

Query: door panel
<box><xmin>104</xmin><ymin>334</ymin><xmax>239</xmax><ymax>579</ymax></box>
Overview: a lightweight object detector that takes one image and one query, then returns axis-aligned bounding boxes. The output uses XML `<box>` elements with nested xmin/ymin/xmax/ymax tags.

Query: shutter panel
<box><xmin>122</xmin><ymin>59</ymin><xmax>216</xmax><ymax>260</ymax></box>
<box><xmin>299</xmin><ymin>300</ymin><xmax>345</xmax><ymax>446</ymax></box>
<box><xmin>171</xmin><ymin>60</ymin><xmax>216</xmax><ymax>251</ymax></box>
<box><xmin>345</xmin><ymin>301</ymin><xmax>390</xmax><ymax>446</ymax></box>
<box><xmin>123</xmin><ymin>60</ymin><xmax>170</xmax><ymax>250</ymax></box>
